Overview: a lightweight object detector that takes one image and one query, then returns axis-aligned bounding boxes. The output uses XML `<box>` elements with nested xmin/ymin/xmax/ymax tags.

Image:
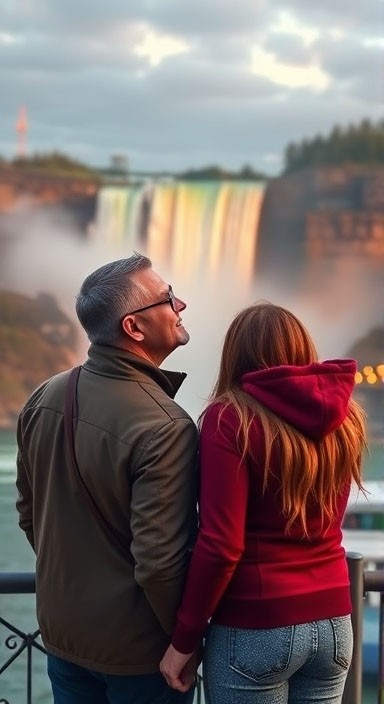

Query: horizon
<box><xmin>2</xmin><ymin>116</ymin><xmax>384</xmax><ymax>180</ymax></box>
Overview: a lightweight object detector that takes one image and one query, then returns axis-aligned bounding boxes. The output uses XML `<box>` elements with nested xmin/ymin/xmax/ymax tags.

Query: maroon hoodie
<box><xmin>172</xmin><ymin>359</ymin><xmax>356</xmax><ymax>654</ymax></box>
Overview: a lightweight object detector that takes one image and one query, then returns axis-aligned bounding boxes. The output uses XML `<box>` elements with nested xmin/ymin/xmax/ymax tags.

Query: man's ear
<box><xmin>121</xmin><ymin>315</ymin><xmax>145</xmax><ymax>342</ymax></box>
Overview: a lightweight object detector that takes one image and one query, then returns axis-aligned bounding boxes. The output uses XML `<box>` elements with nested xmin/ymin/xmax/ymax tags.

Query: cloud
<box><xmin>132</xmin><ymin>27</ymin><xmax>190</xmax><ymax>67</ymax></box>
<box><xmin>250</xmin><ymin>47</ymin><xmax>329</xmax><ymax>91</ymax></box>
<box><xmin>0</xmin><ymin>0</ymin><xmax>382</xmax><ymax>172</ymax></box>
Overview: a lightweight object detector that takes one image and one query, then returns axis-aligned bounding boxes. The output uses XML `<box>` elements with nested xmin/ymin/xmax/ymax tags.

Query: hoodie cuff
<box><xmin>171</xmin><ymin>620</ymin><xmax>203</xmax><ymax>654</ymax></box>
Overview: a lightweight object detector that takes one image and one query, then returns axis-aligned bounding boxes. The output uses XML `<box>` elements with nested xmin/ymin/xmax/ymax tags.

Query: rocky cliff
<box><xmin>0</xmin><ymin>165</ymin><xmax>98</xmax><ymax>212</ymax></box>
<box><xmin>256</xmin><ymin>166</ymin><xmax>384</xmax><ymax>287</ymax></box>
<box><xmin>0</xmin><ymin>291</ymin><xmax>78</xmax><ymax>429</ymax></box>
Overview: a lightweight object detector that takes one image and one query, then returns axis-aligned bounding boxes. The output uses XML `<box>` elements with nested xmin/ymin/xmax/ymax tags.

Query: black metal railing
<box><xmin>0</xmin><ymin>557</ymin><xmax>383</xmax><ymax>704</ymax></box>
<box><xmin>0</xmin><ymin>573</ymin><xmax>45</xmax><ymax>704</ymax></box>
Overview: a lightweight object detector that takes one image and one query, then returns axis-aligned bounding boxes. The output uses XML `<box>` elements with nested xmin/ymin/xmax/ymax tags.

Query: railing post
<box><xmin>342</xmin><ymin>552</ymin><xmax>364</xmax><ymax>704</ymax></box>
<box><xmin>379</xmin><ymin>591</ymin><xmax>384</xmax><ymax>704</ymax></box>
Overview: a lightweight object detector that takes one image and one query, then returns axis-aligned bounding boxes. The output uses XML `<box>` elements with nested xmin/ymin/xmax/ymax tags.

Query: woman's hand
<box><xmin>159</xmin><ymin>644</ymin><xmax>196</xmax><ymax>692</ymax></box>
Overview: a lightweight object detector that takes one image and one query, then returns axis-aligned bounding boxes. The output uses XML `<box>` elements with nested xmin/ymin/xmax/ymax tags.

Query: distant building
<box><xmin>110</xmin><ymin>154</ymin><xmax>129</xmax><ymax>174</ymax></box>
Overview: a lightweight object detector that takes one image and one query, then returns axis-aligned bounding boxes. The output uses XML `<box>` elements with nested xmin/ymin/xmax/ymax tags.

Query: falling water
<box><xmin>95</xmin><ymin>180</ymin><xmax>266</xmax><ymax>285</ymax></box>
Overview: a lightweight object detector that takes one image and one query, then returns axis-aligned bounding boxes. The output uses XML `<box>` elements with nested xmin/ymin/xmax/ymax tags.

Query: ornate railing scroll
<box><xmin>0</xmin><ymin>573</ymin><xmax>46</xmax><ymax>704</ymax></box>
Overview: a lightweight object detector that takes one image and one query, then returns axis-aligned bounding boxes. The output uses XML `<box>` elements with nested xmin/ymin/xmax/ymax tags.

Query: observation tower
<box><xmin>15</xmin><ymin>105</ymin><xmax>28</xmax><ymax>158</ymax></box>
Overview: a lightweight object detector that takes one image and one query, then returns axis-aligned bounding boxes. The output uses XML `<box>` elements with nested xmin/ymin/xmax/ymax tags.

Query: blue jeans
<box><xmin>203</xmin><ymin>617</ymin><xmax>353</xmax><ymax>704</ymax></box>
<box><xmin>47</xmin><ymin>653</ymin><xmax>195</xmax><ymax>704</ymax></box>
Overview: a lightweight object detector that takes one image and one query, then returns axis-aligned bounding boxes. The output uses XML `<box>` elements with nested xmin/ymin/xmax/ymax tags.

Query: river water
<box><xmin>0</xmin><ymin>430</ymin><xmax>51</xmax><ymax>703</ymax></box>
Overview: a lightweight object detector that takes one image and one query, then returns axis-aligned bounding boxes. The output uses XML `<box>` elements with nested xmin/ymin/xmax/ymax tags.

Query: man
<box><xmin>16</xmin><ymin>253</ymin><xmax>199</xmax><ymax>704</ymax></box>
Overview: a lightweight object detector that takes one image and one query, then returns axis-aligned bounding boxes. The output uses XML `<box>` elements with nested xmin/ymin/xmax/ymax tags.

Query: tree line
<box><xmin>178</xmin><ymin>164</ymin><xmax>267</xmax><ymax>181</ymax></box>
<box><xmin>1</xmin><ymin>119</ymin><xmax>384</xmax><ymax>179</ymax></box>
<box><xmin>1</xmin><ymin>151</ymin><xmax>101</xmax><ymax>180</ymax></box>
<box><xmin>284</xmin><ymin>119</ymin><xmax>384</xmax><ymax>174</ymax></box>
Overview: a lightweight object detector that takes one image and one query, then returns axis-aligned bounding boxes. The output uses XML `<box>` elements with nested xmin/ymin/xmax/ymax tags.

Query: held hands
<box><xmin>159</xmin><ymin>644</ymin><xmax>197</xmax><ymax>692</ymax></box>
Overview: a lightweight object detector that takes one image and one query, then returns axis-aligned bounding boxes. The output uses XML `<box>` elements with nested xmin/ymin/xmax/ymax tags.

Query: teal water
<box><xmin>0</xmin><ymin>430</ymin><xmax>381</xmax><ymax>703</ymax></box>
<box><xmin>0</xmin><ymin>431</ymin><xmax>51</xmax><ymax>703</ymax></box>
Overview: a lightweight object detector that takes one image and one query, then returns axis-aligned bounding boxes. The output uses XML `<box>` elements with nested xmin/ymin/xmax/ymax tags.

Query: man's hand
<box><xmin>159</xmin><ymin>644</ymin><xmax>196</xmax><ymax>692</ymax></box>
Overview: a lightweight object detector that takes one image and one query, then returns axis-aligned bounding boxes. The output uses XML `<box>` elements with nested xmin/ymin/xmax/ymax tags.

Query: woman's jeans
<box><xmin>47</xmin><ymin>653</ymin><xmax>195</xmax><ymax>704</ymax></box>
<box><xmin>203</xmin><ymin>617</ymin><xmax>353</xmax><ymax>704</ymax></box>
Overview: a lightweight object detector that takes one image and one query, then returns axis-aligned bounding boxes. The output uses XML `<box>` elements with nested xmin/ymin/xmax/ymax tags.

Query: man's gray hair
<box><xmin>75</xmin><ymin>252</ymin><xmax>152</xmax><ymax>344</ymax></box>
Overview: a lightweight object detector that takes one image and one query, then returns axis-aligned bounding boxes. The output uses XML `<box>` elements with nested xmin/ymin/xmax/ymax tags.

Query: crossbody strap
<box><xmin>64</xmin><ymin>366</ymin><xmax>132</xmax><ymax>562</ymax></box>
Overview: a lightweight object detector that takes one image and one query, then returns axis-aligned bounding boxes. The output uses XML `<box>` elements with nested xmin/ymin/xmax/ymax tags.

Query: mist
<box><xmin>1</xmin><ymin>199</ymin><xmax>382</xmax><ymax>421</ymax></box>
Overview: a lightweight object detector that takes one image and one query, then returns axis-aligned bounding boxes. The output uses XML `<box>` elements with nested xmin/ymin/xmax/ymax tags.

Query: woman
<box><xmin>160</xmin><ymin>302</ymin><xmax>366</xmax><ymax>704</ymax></box>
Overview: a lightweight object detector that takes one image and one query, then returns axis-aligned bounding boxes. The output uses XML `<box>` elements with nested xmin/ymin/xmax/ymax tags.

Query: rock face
<box><xmin>256</xmin><ymin>166</ymin><xmax>384</xmax><ymax>289</ymax></box>
<box><xmin>0</xmin><ymin>165</ymin><xmax>98</xmax><ymax>212</ymax></box>
<box><xmin>0</xmin><ymin>166</ymin><xmax>98</xmax><ymax>244</ymax></box>
<box><xmin>0</xmin><ymin>291</ymin><xmax>78</xmax><ymax>429</ymax></box>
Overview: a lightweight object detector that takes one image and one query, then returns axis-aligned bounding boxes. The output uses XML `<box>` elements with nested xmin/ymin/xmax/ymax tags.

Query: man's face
<box><xmin>126</xmin><ymin>267</ymin><xmax>190</xmax><ymax>365</ymax></box>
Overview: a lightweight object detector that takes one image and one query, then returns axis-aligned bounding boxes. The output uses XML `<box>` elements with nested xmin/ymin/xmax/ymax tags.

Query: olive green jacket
<box><xmin>16</xmin><ymin>343</ymin><xmax>198</xmax><ymax>674</ymax></box>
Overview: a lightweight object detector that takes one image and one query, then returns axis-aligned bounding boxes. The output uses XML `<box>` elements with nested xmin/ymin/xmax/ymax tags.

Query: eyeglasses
<box><xmin>124</xmin><ymin>285</ymin><xmax>184</xmax><ymax>316</ymax></box>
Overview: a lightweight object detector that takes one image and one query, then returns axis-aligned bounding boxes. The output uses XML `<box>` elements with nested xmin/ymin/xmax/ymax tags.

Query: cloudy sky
<box><xmin>0</xmin><ymin>0</ymin><xmax>383</xmax><ymax>174</ymax></box>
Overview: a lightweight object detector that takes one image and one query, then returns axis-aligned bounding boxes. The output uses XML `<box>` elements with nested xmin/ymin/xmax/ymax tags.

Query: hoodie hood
<box><xmin>241</xmin><ymin>359</ymin><xmax>357</xmax><ymax>441</ymax></box>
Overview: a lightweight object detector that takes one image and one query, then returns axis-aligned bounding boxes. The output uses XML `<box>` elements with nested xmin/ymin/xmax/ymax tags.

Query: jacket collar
<box><xmin>82</xmin><ymin>343</ymin><xmax>187</xmax><ymax>399</ymax></box>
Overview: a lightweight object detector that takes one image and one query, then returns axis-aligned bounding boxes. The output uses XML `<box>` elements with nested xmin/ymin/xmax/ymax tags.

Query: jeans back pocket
<box><xmin>229</xmin><ymin>626</ymin><xmax>295</xmax><ymax>683</ymax></box>
<box><xmin>330</xmin><ymin>616</ymin><xmax>353</xmax><ymax>670</ymax></box>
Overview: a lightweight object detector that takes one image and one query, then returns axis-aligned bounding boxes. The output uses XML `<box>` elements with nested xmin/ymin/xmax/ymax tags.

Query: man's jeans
<box><xmin>47</xmin><ymin>653</ymin><xmax>195</xmax><ymax>704</ymax></box>
<box><xmin>203</xmin><ymin>616</ymin><xmax>353</xmax><ymax>704</ymax></box>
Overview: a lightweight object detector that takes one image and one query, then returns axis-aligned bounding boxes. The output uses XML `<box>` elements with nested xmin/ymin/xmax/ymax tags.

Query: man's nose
<box><xmin>175</xmin><ymin>297</ymin><xmax>186</xmax><ymax>313</ymax></box>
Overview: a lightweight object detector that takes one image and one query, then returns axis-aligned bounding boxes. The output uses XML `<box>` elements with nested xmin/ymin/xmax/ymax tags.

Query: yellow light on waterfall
<box><xmin>355</xmin><ymin>372</ymin><xmax>363</xmax><ymax>384</ymax></box>
<box><xmin>367</xmin><ymin>373</ymin><xmax>377</xmax><ymax>384</ymax></box>
<box><xmin>376</xmin><ymin>364</ymin><xmax>384</xmax><ymax>377</ymax></box>
<box><xmin>363</xmin><ymin>365</ymin><xmax>373</xmax><ymax>376</ymax></box>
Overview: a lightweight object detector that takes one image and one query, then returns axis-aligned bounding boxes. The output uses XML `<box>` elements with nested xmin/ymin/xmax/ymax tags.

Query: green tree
<box><xmin>283</xmin><ymin>119</ymin><xmax>384</xmax><ymax>173</ymax></box>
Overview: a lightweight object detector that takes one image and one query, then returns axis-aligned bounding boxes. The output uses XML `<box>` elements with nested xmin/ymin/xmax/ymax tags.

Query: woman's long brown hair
<box><xmin>204</xmin><ymin>303</ymin><xmax>367</xmax><ymax>536</ymax></box>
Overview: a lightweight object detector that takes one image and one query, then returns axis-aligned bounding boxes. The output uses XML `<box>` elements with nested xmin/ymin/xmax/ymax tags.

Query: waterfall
<box><xmin>95</xmin><ymin>180</ymin><xmax>266</xmax><ymax>285</ymax></box>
